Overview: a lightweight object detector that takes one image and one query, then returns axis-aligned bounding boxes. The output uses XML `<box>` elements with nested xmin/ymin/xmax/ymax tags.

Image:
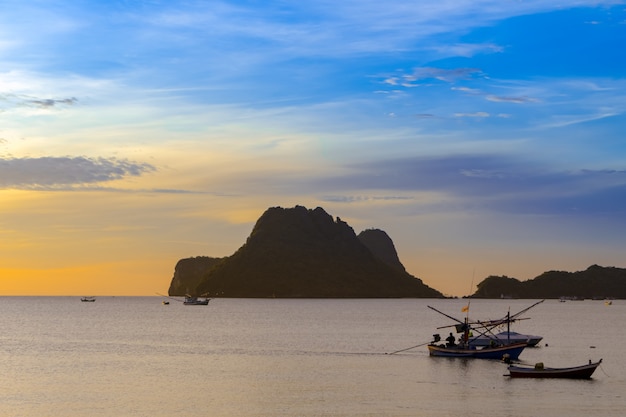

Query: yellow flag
<box><xmin>461</xmin><ymin>305</ymin><xmax>469</xmax><ymax>312</ymax></box>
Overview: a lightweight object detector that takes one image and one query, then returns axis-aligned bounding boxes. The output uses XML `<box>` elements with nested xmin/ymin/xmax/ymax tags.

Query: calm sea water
<box><xmin>0</xmin><ymin>297</ymin><xmax>623</xmax><ymax>416</ymax></box>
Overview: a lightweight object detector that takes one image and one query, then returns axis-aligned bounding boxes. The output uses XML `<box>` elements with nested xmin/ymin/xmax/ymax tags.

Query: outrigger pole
<box><xmin>473</xmin><ymin>299</ymin><xmax>545</xmax><ymax>327</ymax></box>
<box><xmin>428</xmin><ymin>305</ymin><xmax>466</xmax><ymax>326</ymax></box>
<box><xmin>428</xmin><ymin>305</ymin><xmax>518</xmax><ymax>344</ymax></box>
<box><xmin>386</xmin><ymin>341</ymin><xmax>433</xmax><ymax>355</ymax></box>
<box><xmin>428</xmin><ymin>305</ymin><xmax>473</xmax><ymax>345</ymax></box>
<box><xmin>156</xmin><ymin>293</ymin><xmax>184</xmax><ymax>302</ymax></box>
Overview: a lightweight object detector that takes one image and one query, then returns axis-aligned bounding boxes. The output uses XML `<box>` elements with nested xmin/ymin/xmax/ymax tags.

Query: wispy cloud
<box><xmin>454</xmin><ymin>112</ymin><xmax>490</xmax><ymax>118</ymax></box>
<box><xmin>414</xmin><ymin>113</ymin><xmax>437</xmax><ymax>119</ymax></box>
<box><xmin>431</xmin><ymin>42</ymin><xmax>503</xmax><ymax>58</ymax></box>
<box><xmin>26</xmin><ymin>97</ymin><xmax>78</xmax><ymax>108</ymax></box>
<box><xmin>384</xmin><ymin>67</ymin><xmax>485</xmax><ymax>87</ymax></box>
<box><xmin>542</xmin><ymin>111</ymin><xmax>621</xmax><ymax>128</ymax></box>
<box><xmin>319</xmin><ymin>195</ymin><xmax>415</xmax><ymax>203</ymax></box>
<box><xmin>0</xmin><ymin>93</ymin><xmax>79</xmax><ymax>110</ymax></box>
<box><xmin>0</xmin><ymin>156</ymin><xmax>156</xmax><ymax>189</ymax></box>
<box><xmin>486</xmin><ymin>95</ymin><xmax>538</xmax><ymax>103</ymax></box>
<box><xmin>312</xmin><ymin>154</ymin><xmax>626</xmax><ymax>216</ymax></box>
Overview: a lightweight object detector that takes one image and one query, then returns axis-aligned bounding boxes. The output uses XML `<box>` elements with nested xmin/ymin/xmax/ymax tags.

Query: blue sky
<box><xmin>1</xmin><ymin>1</ymin><xmax>625</xmax><ymax>296</ymax></box>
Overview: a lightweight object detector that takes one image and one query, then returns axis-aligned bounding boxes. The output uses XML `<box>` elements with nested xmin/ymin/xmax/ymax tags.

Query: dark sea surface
<box><xmin>0</xmin><ymin>297</ymin><xmax>623</xmax><ymax>416</ymax></box>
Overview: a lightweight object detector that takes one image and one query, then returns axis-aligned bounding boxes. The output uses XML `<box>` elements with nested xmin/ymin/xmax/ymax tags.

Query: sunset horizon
<box><xmin>2</xmin><ymin>1</ymin><xmax>625</xmax><ymax>297</ymax></box>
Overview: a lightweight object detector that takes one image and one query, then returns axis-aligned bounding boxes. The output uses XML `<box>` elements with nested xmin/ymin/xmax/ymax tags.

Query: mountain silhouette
<box><xmin>473</xmin><ymin>264</ymin><xmax>626</xmax><ymax>299</ymax></box>
<box><xmin>170</xmin><ymin>205</ymin><xmax>442</xmax><ymax>298</ymax></box>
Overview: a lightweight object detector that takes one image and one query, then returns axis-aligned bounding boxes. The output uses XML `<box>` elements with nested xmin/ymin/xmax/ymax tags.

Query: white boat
<box><xmin>469</xmin><ymin>330</ymin><xmax>542</xmax><ymax>347</ymax></box>
<box><xmin>183</xmin><ymin>296</ymin><xmax>210</xmax><ymax>305</ymax></box>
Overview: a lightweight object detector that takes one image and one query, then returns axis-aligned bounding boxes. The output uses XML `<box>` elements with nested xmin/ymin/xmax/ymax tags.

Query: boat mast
<box><xmin>463</xmin><ymin>316</ymin><xmax>470</xmax><ymax>346</ymax></box>
<box><xmin>507</xmin><ymin>309</ymin><xmax>511</xmax><ymax>344</ymax></box>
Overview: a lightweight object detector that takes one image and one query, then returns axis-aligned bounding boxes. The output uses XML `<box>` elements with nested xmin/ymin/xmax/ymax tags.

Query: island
<box><xmin>472</xmin><ymin>265</ymin><xmax>626</xmax><ymax>299</ymax></box>
<box><xmin>168</xmin><ymin>205</ymin><xmax>443</xmax><ymax>298</ymax></box>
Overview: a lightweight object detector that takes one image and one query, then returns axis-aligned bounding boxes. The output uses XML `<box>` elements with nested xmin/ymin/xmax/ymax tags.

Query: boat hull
<box><xmin>428</xmin><ymin>342</ymin><xmax>527</xmax><ymax>360</ymax></box>
<box><xmin>184</xmin><ymin>298</ymin><xmax>210</xmax><ymax>305</ymax></box>
<box><xmin>507</xmin><ymin>360</ymin><xmax>602</xmax><ymax>379</ymax></box>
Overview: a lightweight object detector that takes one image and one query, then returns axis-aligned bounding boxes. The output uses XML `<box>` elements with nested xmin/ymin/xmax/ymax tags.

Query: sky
<box><xmin>1</xmin><ymin>0</ymin><xmax>626</xmax><ymax>297</ymax></box>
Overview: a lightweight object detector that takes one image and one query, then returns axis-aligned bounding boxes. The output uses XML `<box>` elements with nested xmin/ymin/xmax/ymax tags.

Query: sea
<box><xmin>0</xmin><ymin>297</ymin><xmax>624</xmax><ymax>417</ymax></box>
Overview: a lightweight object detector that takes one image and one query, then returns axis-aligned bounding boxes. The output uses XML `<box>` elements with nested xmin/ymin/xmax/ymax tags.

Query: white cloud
<box><xmin>454</xmin><ymin>112</ymin><xmax>490</xmax><ymax>118</ymax></box>
<box><xmin>486</xmin><ymin>95</ymin><xmax>539</xmax><ymax>103</ymax></box>
<box><xmin>432</xmin><ymin>42</ymin><xmax>503</xmax><ymax>58</ymax></box>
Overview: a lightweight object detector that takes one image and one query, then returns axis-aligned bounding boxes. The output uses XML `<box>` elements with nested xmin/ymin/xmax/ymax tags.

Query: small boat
<box><xmin>162</xmin><ymin>301</ymin><xmax>170</xmax><ymax>305</ymax></box>
<box><xmin>184</xmin><ymin>296</ymin><xmax>210</xmax><ymax>305</ymax></box>
<box><xmin>428</xmin><ymin>341</ymin><xmax>528</xmax><ymax>360</ymax></box>
<box><xmin>469</xmin><ymin>331</ymin><xmax>543</xmax><ymax>347</ymax></box>
<box><xmin>81</xmin><ymin>296</ymin><xmax>96</xmax><ymax>302</ymax></box>
<box><xmin>507</xmin><ymin>359</ymin><xmax>602</xmax><ymax>379</ymax></box>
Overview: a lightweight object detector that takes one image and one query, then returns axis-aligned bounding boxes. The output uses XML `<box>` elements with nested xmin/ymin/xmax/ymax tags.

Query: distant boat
<box><xmin>81</xmin><ymin>297</ymin><xmax>96</xmax><ymax>302</ymax></box>
<box><xmin>560</xmin><ymin>296</ymin><xmax>584</xmax><ymax>301</ymax></box>
<box><xmin>507</xmin><ymin>359</ymin><xmax>602</xmax><ymax>379</ymax></box>
<box><xmin>184</xmin><ymin>296</ymin><xmax>210</xmax><ymax>305</ymax></box>
<box><xmin>156</xmin><ymin>292</ymin><xmax>211</xmax><ymax>305</ymax></box>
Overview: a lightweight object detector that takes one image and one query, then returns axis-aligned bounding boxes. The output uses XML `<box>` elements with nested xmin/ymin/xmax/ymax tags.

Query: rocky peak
<box><xmin>358</xmin><ymin>229</ymin><xmax>406</xmax><ymax>273</ymax></box>
<box><xmin>191</xmin><ymin>205</ymin><xmax>442</xmax><ymax>298</ymax></box>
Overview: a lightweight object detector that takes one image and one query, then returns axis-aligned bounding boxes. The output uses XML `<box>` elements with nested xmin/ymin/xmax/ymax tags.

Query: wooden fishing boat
<box><xmin>425</xmin><ymin>302</ymin><xmax>542</xmax><ymax>360</ymax></box>
<box><xmin>507</xmin><ymin>359</ymin><xmax>602</xmax><ymax>379</ymax></box>
<box><xmin>428</xmin><ymin>341</ymin><xmax>527</xmax><ymax>360</ymax></box>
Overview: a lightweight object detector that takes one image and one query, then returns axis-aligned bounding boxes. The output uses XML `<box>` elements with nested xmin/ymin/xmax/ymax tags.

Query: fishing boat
<box><xmin>183</xmin><ymin>296</ymin><xmax>210</xmax><ymax>305</ymax></box>
<box><xmin>426</xmin><ymin>301</ymin><xmax>544</xmax><ymax>360</ymax></box>
<box><xmin>506</xmin><ymin>359</ymin><xmax>602</xmax><ymax>379</ymax></box>
<box><xmin>81</xmin><ymin>296</ymin><xmax>96</xmax><ymax>302</ymax></box>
